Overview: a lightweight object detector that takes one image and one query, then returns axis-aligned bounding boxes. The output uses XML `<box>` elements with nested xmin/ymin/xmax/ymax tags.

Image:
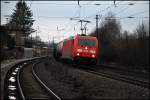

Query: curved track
<box><xmin>4</xmin><ymin>57</ymin><xmax>61</xmax><ymax>100</ymax></box>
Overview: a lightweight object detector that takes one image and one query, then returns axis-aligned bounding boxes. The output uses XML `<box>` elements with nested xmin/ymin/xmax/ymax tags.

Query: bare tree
<box><xmin>90</xmin><ymin>12</ymin><xmax>149</xmax><ymax>70</ymax></box>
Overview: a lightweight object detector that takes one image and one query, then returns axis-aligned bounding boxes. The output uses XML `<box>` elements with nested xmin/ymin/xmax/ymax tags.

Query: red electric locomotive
<box><xmin>55</xmin><ymin>34</ymin><xmax>99</xmax><ymax>64</ymax></box>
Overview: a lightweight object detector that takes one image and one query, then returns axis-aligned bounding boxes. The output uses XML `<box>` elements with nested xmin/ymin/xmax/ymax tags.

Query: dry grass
<box><xmin>36</xmin><ymin>58</ymin><xmax>149</xmax><ymax>99</ymax></box>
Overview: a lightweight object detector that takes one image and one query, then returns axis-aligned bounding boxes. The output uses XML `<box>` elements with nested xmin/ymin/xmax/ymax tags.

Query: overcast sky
<box><xmin>1</xmin><ymin>1</ymin><xmax>149</xmax><ymax>43</ymax></box>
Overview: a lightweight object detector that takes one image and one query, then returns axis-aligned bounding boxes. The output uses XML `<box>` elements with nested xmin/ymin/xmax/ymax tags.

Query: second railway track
<box><xmin>86</xmin><ymin>70</ymin><xmax>149</xmax><ymax>88</ymax></box>
<box><xmin>76</xmin><ymin>64</ymin><xmax>149</xmax><ymax>88</ymax></box>
<box><xmin>63</xmin><ymin>62</ymin><xmax>149</xmax><ymax>89</ymax></box>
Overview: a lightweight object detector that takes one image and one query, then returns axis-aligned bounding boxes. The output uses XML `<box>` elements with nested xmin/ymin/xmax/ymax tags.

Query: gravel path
<box><xmin>35</xmin><ymin>58</ymin><xmax>149</xmax><ymax>99</ymax></box>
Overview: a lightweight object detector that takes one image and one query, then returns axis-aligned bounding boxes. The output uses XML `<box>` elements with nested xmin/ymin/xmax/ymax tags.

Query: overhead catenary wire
<box><xmin>101</xmin><ymin>9</ymin><xmax>149</xmax><ymax>20</ymax></box>
<box><xmin>126</xmin><ymin>10</ymin><xmax>149</xmax><ymax>17</ymax></box>
<box><xmin>34</xmin><ymin>16</ymin><xmax>73</xmax><ymax>19</ymax></box>
<box><xmin>29</xmin><ymin>1</ymin><xmax>148</xmax><ymax>20</ymax></box>
<box><xmin>114</xmin><ymin>2</ymin><xmax>134</xmax><ymax>16</ymax></box>
<box><xmin>26</xmin><ymin>2</ymin><xmax>149</xmax><ymax>6</ymax></box>
<box><xmin>32</xmin><ymin>8</ymin><xmax>148</xmax><ymax>30</ymax></box>
<box><xmin>84</xmin><ymin>1</ymin><xmax>148</xmax><ymax>20</ymax></box>
<box><xmin>35</xmin><ymin>16</ymin><xmax>79</xmax><ymax>34</ymax></box>
<box><xmin>103</xmin><ymin>16</ymin><xmax>149</xmax><ymax>20</ymax></box>
<box><xmin>34</xmin><ymin>20</ymin><xmax>80</xmax><ymax>34</ymax></box>
<box><xmin>27</xmin><ymin>1</ymin><xmax>149</xmax><ymax>41</ymax></box>
<box><xmin>116</xmin><ymin>10</ymin><xmax>149</xmax><ymax>20</ymax></box>
<box><xmin>85</xmin><ymin>1</ymin><xmax>124</xmax><ymax>19</ymax></box>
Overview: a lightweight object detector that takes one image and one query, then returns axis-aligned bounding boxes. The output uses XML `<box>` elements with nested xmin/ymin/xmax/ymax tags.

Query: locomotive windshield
<box><xmin>78</xmin><ymin>38</ymin><xmax>96</xmax><ymax>47</ymax></box>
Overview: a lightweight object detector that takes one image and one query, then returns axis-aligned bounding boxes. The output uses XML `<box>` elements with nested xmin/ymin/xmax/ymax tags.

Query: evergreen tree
<box><xmin>9</xmin><ymin>0</ymin><xmax>35</xmax><ymax>36</ymax></box>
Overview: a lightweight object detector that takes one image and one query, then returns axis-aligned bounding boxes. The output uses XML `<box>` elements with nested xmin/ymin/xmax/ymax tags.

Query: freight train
<box><xmin>53</xmin><ymin>34</ymin><xmax>99</xmax><ymax>64</ymax></box>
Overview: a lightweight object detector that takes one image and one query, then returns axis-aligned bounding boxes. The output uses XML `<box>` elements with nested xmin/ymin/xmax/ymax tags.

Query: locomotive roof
<box><xmin>75</xmin><ymin>35</ymin><xmax>97</xmax><ymax>39</ymax></box>
<box><xmin>57</xmin><ymin>35</ymin><xmax>97</xmax><ymax>45</ymax></box>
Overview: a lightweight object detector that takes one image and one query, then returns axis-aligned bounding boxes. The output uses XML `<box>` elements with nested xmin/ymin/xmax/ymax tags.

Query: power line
<box><xmin>72</xmin><ymin>7</ymin><xmax>81</xmax><ymax>18</ymax></box>
<box><xmin>83</xmin><ymin>1</ymin><xmax>148</xmax><ymax>20</ymax></box>
<box><xmin>34</xmin><ymin>20</ymin><xmax>80</xmax><ymax>33</ymax></box>
<box><xmin>103</xmin><ymin>16</ymin><xmax>149</xmax><ymax>20</ymax></box>
<box><xmin>126</xmin><ymin>10</ymin><xmax>149</xmax><ymax>17</ymax></box>
<box><xmin>34</xmin><ymin>16</ymin><xmax>73</xmax><ymax>19</ymax></box>
<box><xmin>26</xmin><ymin>2</ymin><xmax>149</xmax><ymax>5</ymax></box>
<box><xmin>119</xmin><ymin>16</ymin><xmax>149</xmax><ymax>20</ymax></box>
<box><xmin>115</xmin><ymin>10</ymin><xmax>149</xmax><ymax>20</ymax></box>
<box><xmin>85</xmin><ymin>1</ymin><xmax>124</xmax><ymax>19</ymax></box>
<box><xmin>114</xmin><ymin>3</ymin><xmax>133</xmax><ymax>16</ymax></box>
<box><xmin>83</xmin><ymin>1</ymin><xmax>94</xmax><ymax>5</ymax></box>
<box><xmin>29</xmin><ymin>1</ymin><xmax>149</xmax><ymax>35</ymax></box>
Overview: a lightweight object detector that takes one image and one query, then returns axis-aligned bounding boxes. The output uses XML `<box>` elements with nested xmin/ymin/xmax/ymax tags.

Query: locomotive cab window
<box><xmin>78</xmin><ymin>38</ymin><xmax>96</xmax><ymax>47</ymax></box>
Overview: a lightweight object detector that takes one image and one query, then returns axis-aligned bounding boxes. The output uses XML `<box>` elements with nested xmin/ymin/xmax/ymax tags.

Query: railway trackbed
<box><xmin>4</xmin><ymin>57</ymin><xmax>61</xmax><ymax>100</ymax></box>
<box><xmin>59</xmin><ymin>61</ymin><xmax>149</xmax><ymax>88</ymax></box>
<box><xmin>82</xmin><ymin>68</ymin><xmax>149</xmax><ymax>88</ymax></box>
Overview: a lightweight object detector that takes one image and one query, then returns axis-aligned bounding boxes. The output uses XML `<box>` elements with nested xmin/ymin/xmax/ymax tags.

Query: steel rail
<box><xmin>17</xmin><ymin>60</ymin><xmax>37</xmax><ymax>100</ymax></box>
<box><xmin>4</xmin><ymin>57</ymin><xmax>48</xmax><ymax>99</ymax></box>
<box><xmin>17</xmin><ymin>64</ymin><xmax>25</xmax><ymax>100</ymax></box>
<box><xmin>57</xmin><ymin>59</ymin><xmax>149</xmax><ymax>88</ymax></box>
<box><xmin>32</xmin><ymin>62</ymin><xmax>61</xmax><ymax>100</ymax></box>
<box><xmin>16</xmin><ymin>57</ymin><xmax>45</xmax><ymax>99</ymax></box>
<box><xmin>85</xmin><ymin>69</ymin><xmax>149</xmax><ymax>88</ymax></box>
<box><xmin>70</xmin><ymin>63</ymin><xmax>149</xmax><ymax>88</ymax></box>
<box><xmin>97</xmin><ymin>64</ymin><xmax>149</xmax><ymax>76</ymax></box>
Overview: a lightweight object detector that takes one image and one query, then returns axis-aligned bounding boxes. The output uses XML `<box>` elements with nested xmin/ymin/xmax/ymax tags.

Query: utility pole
<box><xmin>96</xmin><ymin>15</ymin><xmax>101</xmax><ymax>38</ymax></box>
<box><xmin>96</xmin><ymin>15</ymin><xmax>99</xmax><ymax>38</ymax></box>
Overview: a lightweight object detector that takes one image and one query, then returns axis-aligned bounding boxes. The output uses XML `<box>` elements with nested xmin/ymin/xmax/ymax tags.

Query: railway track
<box><xmin>61</xmin><ymin>61</ymin><xmax>149</xmax><ymax>89</ymax></box>
<box><xmin>79</xmin><ymin>66</ymin><xmax>149</xmax><ymax>88</ymax></box>
<box><xmin>52</xmin><ymin>59</ymin><xmax>150</xmax><ymax>89</ymax></box>
<box><xmin>4</xmin><ymin>57</ymin><xmax>61</xmax><ymax>100</ymax></box>
<box><xmin>97</xmin><ymin>64</ymin><xmax>149</xmax><ymax>78</ymax></box>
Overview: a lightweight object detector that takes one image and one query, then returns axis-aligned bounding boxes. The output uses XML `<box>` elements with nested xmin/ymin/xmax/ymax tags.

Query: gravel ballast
<box><xmin>35</xmin><ymin>58</ymin><xmax>149</xmax><ymax>99</ymax></box>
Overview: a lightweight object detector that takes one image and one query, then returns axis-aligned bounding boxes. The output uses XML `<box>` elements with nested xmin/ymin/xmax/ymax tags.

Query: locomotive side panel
<box><xmin>54</xmin><ymin>35</ymin><xmax>99</xmax><ymax>64</ymax></box>
<box><xmin>62</xmin><ymin>39</ymin><xmax>74</xmax><ymax>59</ymax></box>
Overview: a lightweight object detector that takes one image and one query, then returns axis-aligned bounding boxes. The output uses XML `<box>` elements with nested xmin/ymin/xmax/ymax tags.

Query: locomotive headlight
<box><xmin>89</xmin><ymin>50</ymin><xmax>96</xmax><ymax>53</ymax></box>
<box><xmin>77</xmin><ymin>53</ymin><xmax>80</xmax><ymax>56</ymax></box>
<box><xmin>92</xmin><ymin>54</ymin><xmax>95</xmax><ymax>58</ymax></box>
<box><xmin>77</xmin><ymin>49</ymin><xmax>83</xmax><ymax>52</ymax></box>
<box><xmin>85</xmin><ymin>47</ymin><xmax>88</xmax><ymax>50</ymax></box>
